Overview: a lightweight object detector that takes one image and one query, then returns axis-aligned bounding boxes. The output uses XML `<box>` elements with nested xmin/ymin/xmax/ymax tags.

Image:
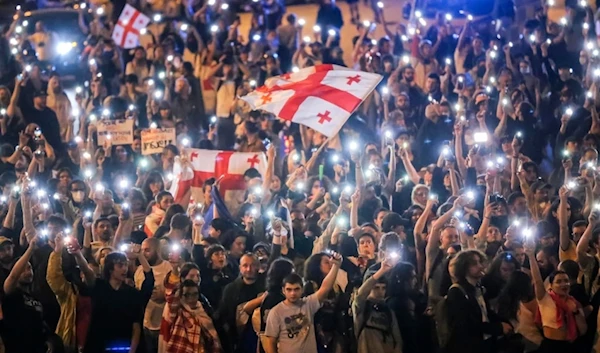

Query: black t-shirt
<box><xmin>1</xmin><ymin>288</ymin><xmax>46</xmax><ymax>353</ymax></box>
<box><xmin>84</xmin><ymin>279</ymin><xmax>143</xmax><ymax>353</ymax></box>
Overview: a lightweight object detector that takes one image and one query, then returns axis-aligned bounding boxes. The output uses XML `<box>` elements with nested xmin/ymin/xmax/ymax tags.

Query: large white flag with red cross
<box><xmin>170</xmin><ymin>149</ymin><xmax>267</xmax><ymax>215</ymax></box>
<box><xmin>111</xmin><ymin>4</ymin><xmax>150</xmax><ymax>49</ymax></box>
<box><xmin>241</xmin><ymin>64</ymin><xmax>382</xmax><ymax>137</ymax></box>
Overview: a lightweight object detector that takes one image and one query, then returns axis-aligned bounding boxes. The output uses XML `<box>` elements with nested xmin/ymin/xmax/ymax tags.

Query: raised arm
<box><xmin>315</xmin><ymin>252</ymin><xmax>342</xmax><ymax>302</ymax></box>
<box><xmin>558</xmin><ymin>186</ymin><xmax>571</xmax><ymax>252</ymax></box>
<box><xmin>525</xmin><ymin>237</ymin><xmax>546</xmax><ymax>301</ymax></box>
<box><xmin>4</xmin><ymin>236</ymin><xmax>37</xmax><ymax>295</ymax></box>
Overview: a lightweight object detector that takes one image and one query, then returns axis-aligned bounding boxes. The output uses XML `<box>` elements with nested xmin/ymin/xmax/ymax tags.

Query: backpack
<box><xmin>434</xmin><ymin>284</ymin><xmax>468</xmax><ymax>348</ymax></box>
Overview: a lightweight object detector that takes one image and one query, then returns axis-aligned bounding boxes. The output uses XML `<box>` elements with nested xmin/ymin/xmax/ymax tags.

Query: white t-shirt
<box><xmin>265</xmin><ymin>293</ymin><xmax>321</xmax><ymax>353</ymax></box>
<box><xmin>134</xmin><ymin>260</ymin><xmax>172</xmax><ymax>331</ymax></box>
<box><xmin>216</xmin><ymin>80</ymin><xmax>235</xmax><ymax>118</ymax></box>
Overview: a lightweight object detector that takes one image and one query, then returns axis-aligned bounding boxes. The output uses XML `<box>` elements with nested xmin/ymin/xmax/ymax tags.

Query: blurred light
<box><xmin>445</xmin><ymin>13</ymin><xmax>452</xmax><ymax>21</ymax></box>
<box><xmin>180</xmin><ymin>23</ymin><xmax>188</xmax><ymax>31</ymax></box>
<box><xmin>313</xmin><ymin>25</ymin><xmax>321</xmax><ymax>32</ymax></box>
<box><xmin>298</xmin><ymin>18</ymin><xmax>305</xmax><ymax>26</ymax></box>
<box><xmin>96</xmin><ymin>7</ymin><xmax>104</xmax><ymax>15</ymax></box>
<box><xmin>221</xmin><ymin>3</ymin><xmax>229</xmax><ymax>9</ymax></box>
<box><xmin>328</xmin><ymin>29</ymin><xmax>336</xmax><ymax>36</ymax></box>
<box><xmin>252</xmin><ymin>34</ymin><xmax>261</xmax><ymax>41</ymax></box>
<box><xmin>292</xmin><ymin>66</ymin><xmax>299</xmax><ymax>73</ymax></box>
<box><xmin>415</xmin><ymin>10</ymin><xmax>422</xmax><ymax>18</ymax></box>
<box><xmin>210</xmin><ymin>25</ymin><xmax>218</xmax><ymax>33</ymax></box>
<box><xmin>56</xmin><ymin>42</ymin><xmax>73</xmax><ymax>55</ymax></box>
<box><xmin>153</xmin><ymin>14</ymin><xmax>162</xmax><ymax>22</ymax></box>
<box><xmin>377</xmin><ymin>1</ymin><xmax>383</xmax><ymax>8</ymax></box>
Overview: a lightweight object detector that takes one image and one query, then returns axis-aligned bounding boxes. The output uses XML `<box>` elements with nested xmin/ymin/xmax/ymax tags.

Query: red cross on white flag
<box><xmin>170</xmin><ymin>149</ymin><xmax>267</xmax><ymax>214</ymax></box>
<box><xmin>111</xmin><ymin>4</ymin><xmax>150</xmax><ymax>49</ymax></box>
<box><xmin>241</xmin><ymin>64</ymin><xmax>382</xmax><ymax>137</ymax></box>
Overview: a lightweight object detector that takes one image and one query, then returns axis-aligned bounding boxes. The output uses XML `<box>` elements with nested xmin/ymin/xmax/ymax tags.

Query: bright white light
<box><xmin>140</xmin><ymin>28</ymin><xmax>147</xmax><ymax>35</ymax></box>
<box><xmin>15</xmin><ymin>26</ymin><xmax>22</xmax><ymax>34</ymax></box>
<box><xmin>292</xmin><ymin>66</ymin><xmax>299</xmax><ymax>73</ymax></box>
<box><xmin>180</xmin><ymin>23</ymin><xmax>188</xmax><ymax>31</ymax></box>
<box><xmin>298</xmin><ymin>18</ymin><xmax>305</xmax><ymax>26</ymax></box>
<box><xmin>382</xmin><ymin>86</ymin><xmax>389</xmax><ymax>95</ymax></box>
<box><xmin>313</xmin><ymin>25</ymin><xmax>321</xmax><ymax>32</ymax></box>
<box><xmin>153</xmin><ymin>90</ymin><xmax>163</xmax><ymax>99</ymax></box>
<box><xmin>328</xmin><ymin>29</ymin><xmax>336</xmax><ymax>36</ymax></box>
<box><xmin>96</xmin><ymin>7</ymin><xmax>104</xmax><ymax>15</ymax></box>
<box><xmin>57</xmin><ymin>42</ymin><xmax>73</xmax><ymax>55</ymax></box>
<box><xmin>349</xmin><ymin>141</ymin><xmax>359</xmax><ymax>151</ymax></box>
<box><xmin>158</xmin><ymin>71</ymin><xmax>166</xmax><ymax>80</ymax></box>
<box><xmin>466</xmin><ymin>190</ymin><xmax>475</xmax><ymax>200</ymax></box>
<box><xmin>84</xmin><ymin>169</ymin><xmax>93</xmax><ymax>178</ymax></box>
<box><xmin>150</xmin><ymin>122</ymin><xmax>157</xmax><ymax>129</ymax></box>
<box><xmin>80</xmin><ymin>3</ymin><xmax>86</xmax><ymax>9</ymax></box>
<box><xmin>415</xmin><ymin>10</ymin><xmax>422</xmax><ymax>18</ymax></box>
<box><xmin>89</xmin><ymin>114</ymin><xmax>97</xmax><ymax>122</ymax></box>
<box><xmin>182</xmin><ymin>137</ymin><xmax>190</xmax><ymax>146</ymax></box>
<box><xmin>467</xmin><ymin>14</ymin><xmax>473</xmax><ymax>21</ymax></box>
<box><xmin>402</xmin><ymin>55</ymin><xmax>410</xmax><ymax>64</ymax></box>
<box><xmin>566</xmin><ymin>107</ymin><xmax>574</xmax><ymax>116</ymax></box>
<box><xmin>210</xmin><ymin>25</ymin><xmax>218</xmax><ymax>33</ymax></box>
<box><xmin>102</xmin><ymin>108</ymin><xmax>110</xmax><ymax>116</ymax></box>
<box><xmin>377</xmin><ymin>1</ymin><xmax>384</xmax><ymax>7</ymax></box>
<box><xmin>88</xmin><ymin>58</ymin><xmax>96</xmax><ymax>66</ymax></box>
<box><xmin>252</xmin><ymin>34</ymin><xmax>261</xmax><ymax>41</ymax></box>
<box><xmin>296</xmin><ymin>182</ymin><xmax>305</xmax><ymax>191</ymax></box>
<box><xmin>221</xmin><ymin>3</ymin><xmax>229</xmax><ymax>9</ymax></box>
<box><xmin>473</xmin><ymin>132</ymin><xmax>488</xmax><ymax>143</ymax></box>
<box><xmin>119</xmin><ymin>179</ymin><xmax>129</xmax><ymax>189</ymax></box>
<box><xmin>363</xmin><ymin>20</ymin><xmax>371</xmax><ymax>27</ymax></box>
<box><xmin>82</xmin><ymin>151</ymin><xmax>91</xmax><ymax>159</ymax></box>
<box><xmin>560</xmin><ymin>17</ymin><xmax>568</xmax><ymax>25</ymax></box>
<box><xmin>445</xmin><ymin>13</ymin><xmax>452</xmax><ymax>21</ymax></box>
<box><xmin>153</xmin><ymin>14</ymin><xmax>162</xmax><ymax>22</ymax></box>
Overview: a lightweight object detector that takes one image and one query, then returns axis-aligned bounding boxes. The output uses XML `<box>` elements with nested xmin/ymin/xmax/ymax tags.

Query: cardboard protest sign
<box><xmin>97</xmin><ymin>120</ymin><xmax>134</xmax><ymax>146</ymax></box>
<box><xmin>141</xmin><ymin>128</ymin><xmax>176</xmax><ymax>155</ymax></box>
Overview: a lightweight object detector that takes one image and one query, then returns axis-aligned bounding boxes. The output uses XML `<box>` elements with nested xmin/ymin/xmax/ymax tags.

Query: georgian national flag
<box><xmin>112</xmin><ymin>4</ymin><xmax>150</xmax><ymax>49</ymax></box>
<box><xmin>241</xmin><ymin>64</ymin><xmax>382</xmax><ymax>137</ymax></box>
<box><xmin>169</xmin><ymin>149</ymin><xmax>267</xmax><ymax>217</ymax></box>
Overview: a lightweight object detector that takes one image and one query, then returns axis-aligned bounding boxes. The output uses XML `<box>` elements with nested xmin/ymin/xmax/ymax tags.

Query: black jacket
<box><xmin>445</xmin><ymin>280</ymin><xmax>504</xmax><ymax>353</ymax></box>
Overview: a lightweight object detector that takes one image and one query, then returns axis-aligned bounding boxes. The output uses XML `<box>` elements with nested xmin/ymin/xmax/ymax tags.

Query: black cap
<box><xmin>33</xmin><ymin>90</ymin><xmax>47</xmax><ymax>98</ymax></box>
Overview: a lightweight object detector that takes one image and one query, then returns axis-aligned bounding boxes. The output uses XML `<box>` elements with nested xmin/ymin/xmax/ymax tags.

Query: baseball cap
<box><xmin>33</xmin><ymin>90</ymin><xmax>48</xmax><ymax>98</ymax></box>
<box><xmin>0</xmin><ymin>236</ymin><xmax>13</xmax><ymax>246</ymax></box>
<box><xmin>381</xmin><ymin>212</ymin><xmax>411</xmax><ymax>233</ymax></box>
<box><xmin>475</xmin><ymin>93</ymin><xmax>489</xmax><ymax>105</ymax></box>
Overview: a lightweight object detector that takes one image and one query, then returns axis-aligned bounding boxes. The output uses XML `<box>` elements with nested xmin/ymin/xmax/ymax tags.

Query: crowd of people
<box><xmin>2</xmin><ymin>0</ymin><xmax>600</xmax><ymax>351</ymax></box>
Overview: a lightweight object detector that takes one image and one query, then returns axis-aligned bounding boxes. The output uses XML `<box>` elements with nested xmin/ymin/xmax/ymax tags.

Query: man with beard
<box><xmin>14</xmin><ymin>73</ymin><xmax>63</xmax><ymax>154</ymax></box>
<box><xmin>134</xmin><ymin>238</ymin><xmax>171</xmax><ymax>352</ymax></box>
<box><xmin>2</xmin><ymin>236</ymin><xmax>46</xmax><ymax>353</ymax></box>
<box><xmin>536</xmin><ymin>246</ymin><xmax>559</xmax><ymax>280</ymax></box>
<box><xmin>218</xmin><ymin>253</ymin><xmax>266</xmax><ymax>353</ymax></box>
<box><xmin>91</xmin><ymin>217</ymin><xmax>115</xmax><ymax>255</ymax></box>
<box><xmin>0</xmin><ymin>237</ymin><xmax>15</xmax><ymax>285</ymax></box>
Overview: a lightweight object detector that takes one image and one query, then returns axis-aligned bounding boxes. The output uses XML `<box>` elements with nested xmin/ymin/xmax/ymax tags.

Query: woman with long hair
<box><xmin>495</xmin><ymin>270</ymin><xmax>541</xmax><ymax>353</ymax></box>
<box><xmin>256</xmin><ymin>257</ymin><xmax>295</xmax><ymax>353</ymax></box>
<box><xmin>141</xmin><ymin>171</ymin><xmax>165</xmax><ymax>203</ymax></box>
<box><xmin>303</xmin><ymin>252</ymin><xmax>349</xmax><ymax>353</ymax></box>
<box><xmin>481</xmin><ymin>252</ymin><xmax>521</xmax><ymax>303</ymax></box>
<box><xmin>386</xmin><ymin>262</ymin><xmax>429</xmax><ymax>353</ymax></box>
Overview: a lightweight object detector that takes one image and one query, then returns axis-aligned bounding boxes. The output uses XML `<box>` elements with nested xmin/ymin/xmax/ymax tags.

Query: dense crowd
<box><xmin>2</xmin><ymin>0</ymin><xmax>600</xmax><ymax>352</ymax></box>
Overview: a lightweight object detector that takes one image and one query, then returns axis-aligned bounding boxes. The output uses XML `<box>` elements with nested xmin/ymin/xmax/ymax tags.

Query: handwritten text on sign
<box><xmin>97</xmin><ymin>120</ymin><xmax>134</xmax><ymax>146</ymax></box>
<box><xmin>141</xmin><ymin>128</ymin><xmax>176</xmax><ymax>155</ymax></box>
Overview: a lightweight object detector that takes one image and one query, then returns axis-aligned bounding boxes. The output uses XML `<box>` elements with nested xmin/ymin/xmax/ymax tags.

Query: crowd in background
<box><xmin>3</xmin><ymin>0</ymin><xmax>600</xmax><ymax>352</ymax></box>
